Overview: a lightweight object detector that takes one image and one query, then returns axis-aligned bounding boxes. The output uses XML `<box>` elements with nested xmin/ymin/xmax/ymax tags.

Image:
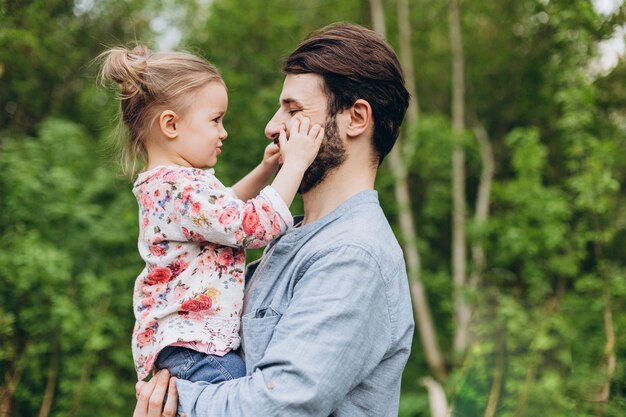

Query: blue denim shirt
<box><xmin>177</xmin><ymin>190</ymin><xmax>414</xmax><ymax>416</ymax></box>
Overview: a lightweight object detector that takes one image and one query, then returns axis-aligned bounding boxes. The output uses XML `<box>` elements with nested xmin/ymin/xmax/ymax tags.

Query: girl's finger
<box><xmin>277</xmin><ymin>128</ymin><xmax>288</xmax><ymax>149</ymax></box>
<box><xmin>289</xmin><ymin>116</ymin><xmax>301</xmax><ymax>134</ymax></box>
<box><xmin>266</xmin><ymin>153</ymin><xmax>281</xmax><ymax>166</ymax></box>
<box><xmin>309</xmin><ymin>124</ymin><xmax>321</xmax><ymax>138</ymax></box>
<box><xmin>266</xmin><ymin>143</ymin><xmax>280</xmax><ymax>154</ymax></box>
<box><xmin>315</xmin><ymin>127</ymin><xmax>325</xmax><ymax>146</ymax></box>
<box><xmin>300</xmin><ymin>117</ymin><xmax>310</xmax><ymax>134</ymax></box>
<box><xmin>162</xmin><ymin>377</ymin><xmax>179</xmax><ymax>417</ymax></box>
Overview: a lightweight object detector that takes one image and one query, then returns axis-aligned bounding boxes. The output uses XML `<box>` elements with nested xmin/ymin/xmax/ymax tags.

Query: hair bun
<box><xmin>126</xmin><ymin>45</ymin><xmax>150</xmax><ymax>65</ymax></box>
<box><xmin>99</xmin><ymin>45</ymin><xmax>152</xmax><ymax>98</ymax></box>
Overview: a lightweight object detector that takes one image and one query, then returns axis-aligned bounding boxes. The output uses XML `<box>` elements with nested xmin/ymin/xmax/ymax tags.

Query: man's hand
<box><xmin>133</xmin><ymin>370</ymin><xmax>182</xmax><ymax>417</ymax></box>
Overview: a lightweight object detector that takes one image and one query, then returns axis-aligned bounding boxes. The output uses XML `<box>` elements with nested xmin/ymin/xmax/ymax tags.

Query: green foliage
<box><xmin>383</xmin><ymin>0</ymin><xmax>625</xmax><ymax>415</ymax></box>
<box><xmin>1</xmin><ymin>0</ymin><xmax>625</xmax><ymax>415</ymax></box>
<box><xmin>0</xmin><ymin>0</ymin><xmax>157</xmax><ymax>137</ymax></box>
<box><xmin>0</xmin><ymin>118</ymin><xmax>140</xmax><ymax>416</ymax></box>
<box><xmin>0</xmin><ymin>1</ymin><xmax>159</xmax><ymax>415</ymax></box>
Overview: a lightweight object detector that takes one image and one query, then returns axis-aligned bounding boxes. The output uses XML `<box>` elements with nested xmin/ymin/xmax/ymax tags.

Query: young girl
<box><xmin>99</xmin><ymin>45</ymin><xmax>323</xmax><ymax>384</ymax></box>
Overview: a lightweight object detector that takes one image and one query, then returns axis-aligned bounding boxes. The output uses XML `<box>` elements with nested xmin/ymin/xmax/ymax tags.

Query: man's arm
<box><xmin>176</xmin><ymin>245</ymin><xmax>395</xmax><ymax>416</ymax></box>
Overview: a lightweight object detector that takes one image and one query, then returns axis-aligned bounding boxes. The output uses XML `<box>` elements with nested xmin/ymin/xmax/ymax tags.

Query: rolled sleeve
<box><xmin>177</xmin><ymin>178</ymin><xmax>293</xmax><ymax>249</ymax></box>
<box><xmin>258</xmin><ymin>185</ymin><xmax>294</xmax><ymax>232</ymax></box>
<box><xmin>176</xmin><ymin>245</ymin><xmax>393</xmax><ymax>417</ymax></box>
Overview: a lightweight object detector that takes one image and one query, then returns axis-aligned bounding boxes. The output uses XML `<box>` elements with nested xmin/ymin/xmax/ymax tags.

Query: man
<box><xmin>135</xmin><ymin>22</ymin><xmax>414</xmax><ymax>417</ymax></box>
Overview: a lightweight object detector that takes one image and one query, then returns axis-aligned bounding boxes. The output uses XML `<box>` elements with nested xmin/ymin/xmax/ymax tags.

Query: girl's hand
<box><xmin>261</xmin><ymin>142</ymin><xmax>281</xmax><ymax>171</ymax></box>
<box><xmin>277</xmin><ymin>117</ymin><xmax>324</xmax><ymax>172</ymax></box>
<box><xmin>133</xmin><ymin>370</ymin><xmax>181</xmax><ymax>417</ymax></box>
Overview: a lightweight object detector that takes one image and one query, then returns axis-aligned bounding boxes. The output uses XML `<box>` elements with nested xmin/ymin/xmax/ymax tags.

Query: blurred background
<box><xmin>1</xmin><ymin>0</ymin><xmax>625</xmax><ymax>416</ymax></box>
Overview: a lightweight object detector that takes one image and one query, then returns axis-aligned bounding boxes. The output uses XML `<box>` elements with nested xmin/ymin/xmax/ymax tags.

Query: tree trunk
<box><xmin>69</xmin><ymin>363</ymin><xmax>93</xmax><ymax>417</ymax></box>
<box><xmin>483</xmin><ymin>332</ymin><xmax>505</xmax><ymax>417</ymax></box>
<box><xmin>600</xmin><ymin>281</ymin><xmax>616</xmax><ymax>396</ymax></box>
<box><xmin>469</xmin><ymin>122</ymin><xmax>494</xmax><ymax>289</ymax></box>
<box><xmin>397</xmin><ymin>0</ymin><xmax>419</xmax><ymax>160</ymax></box>
<box><xmin>0</xmin><ymin>341</ymin><xmax>29</xmax><ymax>417</ymax></box>
<box><xmin>421</xmin><ymin>377</ymin><xmax>451</xmax><ymax>417</ymax></box>
<box><xmin>448</xmin><ymin>0</ymin><xmax>469</xmax><ymax>357</ymax></box>
<box><xmin>594</xmin><ymin>267</ymin><xmax>615</xmax><ymax>417</ymax></box>
<box><xmin>0</xmin><ymin>370</ymin><xmax>16</xmax><ymax>417</ymax></box>
<box><xmin>38</xmin><ymin>334</ymin><xmax>59</xmax><ymax>417</ymax></box>
<box><xmin>369</xmin><ymin>0</ymin><xmax>386</xmax><ymax>38</ymax></box>
<box><xmin>515</xmin><ymin>362</ymin><xmax>538</xmax><ymax>417</ymax></box>
<box><xmin>369</xmin><ymin>0</ymin><xmax>447</xmax><ymax>382</ymax></box>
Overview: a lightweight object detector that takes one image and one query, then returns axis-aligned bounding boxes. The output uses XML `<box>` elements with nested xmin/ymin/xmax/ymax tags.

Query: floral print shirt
<box><xmin>131</xmin><ymin>165</ymin><xmax>293</xmax><ymax>380</ymax></box>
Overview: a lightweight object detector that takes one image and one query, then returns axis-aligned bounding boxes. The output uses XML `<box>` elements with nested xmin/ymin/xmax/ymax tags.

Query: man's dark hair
<box><xmin>284</xmin><ymin>22</ymin><xmax>410</xmax><ymax>165</ymax></box>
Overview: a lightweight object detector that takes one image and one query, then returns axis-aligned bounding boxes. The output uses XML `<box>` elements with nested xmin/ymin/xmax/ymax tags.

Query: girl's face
<box><xmin>174</xmin><ymin>81</ymin><xmax>228</xmax><ymax>168</ymax></box>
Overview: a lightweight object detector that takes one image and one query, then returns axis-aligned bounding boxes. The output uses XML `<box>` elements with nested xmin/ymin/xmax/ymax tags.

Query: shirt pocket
<box><xmin>241</xmin><ymin>306</ymin><xmax>282</xmax><ymax>372</ymax></box>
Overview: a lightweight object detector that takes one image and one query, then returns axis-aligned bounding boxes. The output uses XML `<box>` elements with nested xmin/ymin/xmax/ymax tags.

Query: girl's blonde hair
<box><xmin>98</xmin><ymin>45</ymin><xmax>223</xmax><ymax>176</ymax></box>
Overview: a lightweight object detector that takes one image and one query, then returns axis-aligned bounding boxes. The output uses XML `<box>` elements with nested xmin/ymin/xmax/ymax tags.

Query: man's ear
<box><xmin>346</xmin><ymin>99</ymin><xmax>372</xmax><ymax>138</ymax></box>
<box><xmin>159</xmin><ymin>110</ymin><xmax>179</xmax><ymax>139</ymax></box>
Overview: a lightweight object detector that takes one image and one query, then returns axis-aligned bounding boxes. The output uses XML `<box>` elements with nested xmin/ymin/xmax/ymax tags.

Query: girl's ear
<box><xmin>346</xmin><ymin>99</ymin><xmax>372</xmax><ymax>138</ymax></box>
<box><xmin>159</xmin><ymin>110</ymin><xmax>179</xmax><ymax>139</ymax></box>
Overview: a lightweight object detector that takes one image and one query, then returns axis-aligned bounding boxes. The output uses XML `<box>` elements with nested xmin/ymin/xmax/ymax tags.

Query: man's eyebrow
<box><xmin>280</xmin><ymin>97</ymin><xmax>303</xmax><ymax>107</ymax></box>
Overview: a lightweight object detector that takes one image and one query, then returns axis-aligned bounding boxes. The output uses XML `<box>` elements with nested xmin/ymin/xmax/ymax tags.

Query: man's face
<box><xmin>265</xmin><ymin>74</ymin><xmax>347</xmax><ymax>193</ymax></box>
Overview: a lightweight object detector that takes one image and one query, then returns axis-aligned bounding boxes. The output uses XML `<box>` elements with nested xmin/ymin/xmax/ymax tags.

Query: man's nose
<box><xmin>264</xmin><ymin>111</ymin><xmax>286</xmax><ymax>140</ymax></box>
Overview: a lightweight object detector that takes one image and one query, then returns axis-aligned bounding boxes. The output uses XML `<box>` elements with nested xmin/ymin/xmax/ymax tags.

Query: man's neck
<box><xmin>301</xmin><ymin>162</ymin><xmax>376</xmax><ymax>225</ymax></box>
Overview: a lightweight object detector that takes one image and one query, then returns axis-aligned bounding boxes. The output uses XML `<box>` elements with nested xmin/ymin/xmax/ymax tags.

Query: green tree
<box><xmin>0</xmin><ymin>118</ymin><xmax>140</xmax><ymax>416</ymax></box>
<box><xmin>1</xmin><ymin>0</ymin><xmax>625</xmax><ymax>415</ymax></box>
<box><xmin>0</xmin><ymin>1</ymin><xmax>162</xmax><ymax>415</ymax></box>
<box><xmin>0</xmin><ymin>0</ymin><xmax>155</xmax><ymax>136</ymax></box>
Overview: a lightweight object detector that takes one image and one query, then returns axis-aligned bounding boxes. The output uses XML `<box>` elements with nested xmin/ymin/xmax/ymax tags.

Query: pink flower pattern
<box><xmin>131</xmin><ymin>166</ymin><xmax>293</xmax><ymax>380</ymax></box>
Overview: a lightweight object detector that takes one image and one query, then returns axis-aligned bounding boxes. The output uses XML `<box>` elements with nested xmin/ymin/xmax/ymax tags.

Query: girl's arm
<box><xmin>147</xmin><ymin>118</ymin><xmax>322</xmax><ymax>250</ymax></box>
<box><xmin>231</xmin><ymin>143</ymin><xmax>281</xmax><ymax>201</ymax></box>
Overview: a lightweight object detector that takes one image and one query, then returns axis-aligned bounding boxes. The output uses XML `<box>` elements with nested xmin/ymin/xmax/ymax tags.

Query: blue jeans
<box><xmin>155</xmin><ymin>346</ymin><xmax>246</xmax><ymax>384</ymax></box>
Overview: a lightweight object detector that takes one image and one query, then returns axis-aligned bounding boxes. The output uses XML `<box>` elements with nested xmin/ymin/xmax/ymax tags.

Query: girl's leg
<box><xmin>154</xmin><ymin>346</ymin><xmax>196</xmax><ymax>380</ymax></box>
<box><xmin>185</xmin><ymin>350</ymin><xmax>246</xmax><ymax>383</ymax></box>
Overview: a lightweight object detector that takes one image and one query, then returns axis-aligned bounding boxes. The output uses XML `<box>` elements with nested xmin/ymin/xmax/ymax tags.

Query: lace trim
<box><xmin>134</xmin><ymin>315</ymin><xmax>240</xmax><ymax>380</ymax></box>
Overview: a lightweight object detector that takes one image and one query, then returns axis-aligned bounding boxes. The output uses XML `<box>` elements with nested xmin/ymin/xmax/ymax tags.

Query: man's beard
<box><xmin>297</xmin><ymin>115</ymin><xmax>347</xmax><ymax>194</ymax></box>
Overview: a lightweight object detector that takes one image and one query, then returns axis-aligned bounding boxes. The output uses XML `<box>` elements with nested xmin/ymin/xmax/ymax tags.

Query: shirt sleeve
<box><xmin>175</xmin><ymin>245</ymin><xmax>394</xmax><ymax>417</ymax></box>
<box><xmin>223</xmin><ymin>187</ymin><xmax>238</xmax><ymax>199</ymax></box>
<box><xmin>173</xmin><ymin>174</ymin><xmax>293</xmax><ymax>249</ymax></box>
